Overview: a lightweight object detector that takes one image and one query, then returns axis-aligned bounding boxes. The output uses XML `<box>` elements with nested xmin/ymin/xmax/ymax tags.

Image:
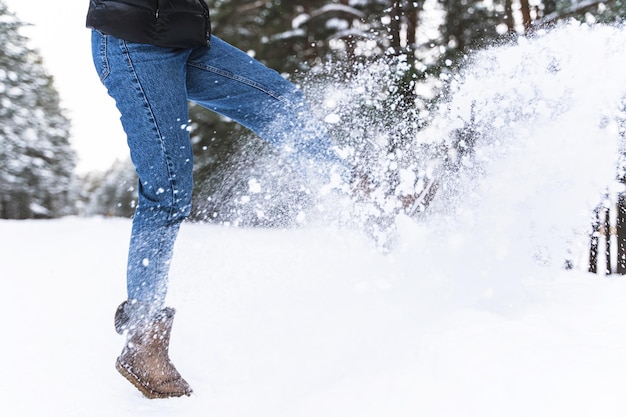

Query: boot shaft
<box><xmin>115</xmin><ymin>300</ymin><xmax>175</xmax><ymax>335</ymax></box>
<box><xmin>115</xmin><ymin>301</ymin><xmax>192</xmax><ymax>398</ymax></box>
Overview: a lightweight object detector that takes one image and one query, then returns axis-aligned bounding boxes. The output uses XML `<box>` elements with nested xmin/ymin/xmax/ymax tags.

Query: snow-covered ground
<box><xmin>5</xmin><ymin>22</ymin><xmax>626</xmax><ymax>416</ymax></box>
<box><xmin>3</xmin><ymin>216</ymin><xmax>626</xmax><ymax>416</ymax></box>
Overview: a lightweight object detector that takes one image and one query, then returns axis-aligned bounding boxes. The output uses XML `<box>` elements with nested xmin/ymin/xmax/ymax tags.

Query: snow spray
<box><xmin>300</xmin><ymin>22</ymin><xmax>626</xmax><ymax>307</ymax></box>
<box><xmin>400</xmin><ymin>22</ymin><xmax>626</xmax><ymax>307</ymax></box>
<box><xmin>201</xmin><ymin>22</ymin><xmax>626</xmax><ymax>306</ymax></box>
<box><xmin>424</xmin><ymin>25</ymin><xmax>623</xmax><ymax>250</ymax></box>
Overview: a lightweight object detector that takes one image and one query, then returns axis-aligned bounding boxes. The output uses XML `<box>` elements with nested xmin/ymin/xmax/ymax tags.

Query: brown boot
<box><xmin>114</xmin><ymin>302</ymin><xmax>192</xmax><ymax>399</ymax></box>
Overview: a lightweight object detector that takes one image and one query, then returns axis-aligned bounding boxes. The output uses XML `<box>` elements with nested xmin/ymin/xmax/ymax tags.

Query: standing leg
<box><xmin>91</xmin><ymin>30</ymin><xmax>193</xmax><ymax>398</ymax></box>
<box><xmin>92</xmin><ymin>31</ymin><xmax>194</xmax><ymax>315</ymax></box>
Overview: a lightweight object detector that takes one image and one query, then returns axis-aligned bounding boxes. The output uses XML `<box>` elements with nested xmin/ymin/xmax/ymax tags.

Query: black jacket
<box><xmin>86</xmin><ymin>0</ymin><xmax>211</xmax><ymax>48</ymax></box>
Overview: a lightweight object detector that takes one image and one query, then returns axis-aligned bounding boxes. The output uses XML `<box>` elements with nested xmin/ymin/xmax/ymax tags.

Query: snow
<box><xmin>4</xmin><ymin>21</ymin><xmax>626</xmax><ymax>417</ymax></box>
<box><xmin>3</xmin><ymin>216</ymin><xmax>626</xmax><ymax>416</ymax></box>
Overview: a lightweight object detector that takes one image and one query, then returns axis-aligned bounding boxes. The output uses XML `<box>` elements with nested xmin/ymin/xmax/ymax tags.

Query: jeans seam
<box><xmin>187</xmin><ymin>61</ymin><xmax>294</xmax><ymax>108</ymax></box>
<box><xmin>121</xmin><ymin>40</ymin><xmax>179</xmax><ymax>283</ymax></box>
<box><xmin>97</xmin><ymin>31</ymin><xmax>110</xmax><ymax>81</ymax></box>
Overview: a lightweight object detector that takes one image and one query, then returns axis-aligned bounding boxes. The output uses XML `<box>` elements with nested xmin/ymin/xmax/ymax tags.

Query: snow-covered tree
<box><xmin>0</xmin><ymin>1</ymin><xmax>76</xmax><ymax>219</ymax></box>
<box><xmin>78</xmin><ymin>158</ymin><xmax>137</xmax><ymax>218</ymax></box>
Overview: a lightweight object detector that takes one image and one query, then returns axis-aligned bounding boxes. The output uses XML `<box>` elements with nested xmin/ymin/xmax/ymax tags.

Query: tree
<box><xmin>0</xmin><ymin>1</ymin><xmax>76</xmax><ymax>219</ymax></box>
<box><xmin>437</xmin><ymin>0</ymin><xmax>510</xmax><ymax>64</ymax></box>
<box><xmin>79</xmin><ymin>159</ymin><xmax>138</xmax><ymax>218</ymax></box>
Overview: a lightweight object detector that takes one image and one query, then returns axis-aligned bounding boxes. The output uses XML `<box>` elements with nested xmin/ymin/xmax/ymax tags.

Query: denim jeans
<box><xmin>91</xmin><ymin>31</ymin><xmax>345</xmax><ymax>311</ymax></box>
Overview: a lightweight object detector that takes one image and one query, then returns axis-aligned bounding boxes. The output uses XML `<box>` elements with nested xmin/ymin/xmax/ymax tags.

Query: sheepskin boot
<box><xmin>114</xmin><ymin>301</ymin><xmax>192</xmax><ymax>399</ymax></box>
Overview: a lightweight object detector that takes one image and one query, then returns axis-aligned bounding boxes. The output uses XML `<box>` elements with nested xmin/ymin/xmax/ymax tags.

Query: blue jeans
<box><xmin>91</xmin><ymin>31</ymin><xmax>345</xmax><ymax>311</ymax></box>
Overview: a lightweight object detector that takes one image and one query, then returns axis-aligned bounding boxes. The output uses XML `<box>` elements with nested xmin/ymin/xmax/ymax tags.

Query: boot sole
<box><xmin>115</xmin><ymin>358</ymin><xmax>192</xmax><ymax>399</ymax></box>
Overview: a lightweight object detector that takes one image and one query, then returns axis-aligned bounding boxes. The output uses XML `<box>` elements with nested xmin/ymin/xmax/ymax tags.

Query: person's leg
<box><xmin>185</xmin><ymin>36</ymin><xmax>348</xmax><ymax>183</ymax></box>
<box><xmin>91</xmin><ymin>30</ymin><xmax>194</xmax><ymax>315</ymax></box>
<box><xmin>183</xmin><ymin>36</ymin><xmax>435</xmax><ymax>250</ymax></box>
<box><xmin>91</xmin><ymin>29</ymin><xmax>193</xmax><ymax>398</ymax></box>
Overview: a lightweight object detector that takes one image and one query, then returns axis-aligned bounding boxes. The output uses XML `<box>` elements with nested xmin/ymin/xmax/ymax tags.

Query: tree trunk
<box><xmin>406</xmin><ymin>1</ymin><xmax>418</xmax><ymax>49</ymax></box>
<box><xmin>504</xmin><ymin>0</ymin><xmax>514</xmax><ymax>33</ymax></box>
<box><xmin>617</xmin><ymin>188</ymin><xmax>626</xmax><ymax>274</ymax></box>
<box><xmin>520</xmin><ymin>0</ymin><xmax>532</xmax><ymax>30</ymax></box>
<box><xmin>389</xmin><ymin>1</ymin><xmax>402</xmax><ymax>54</ymax></box>
<box><xmin>590</xmin><ymin>206</ymin><xmax>601</xmax><ymax>273</ymax></box>
<box><xmin>605</xmin><ymin>207</ymin><xmax>612</xmax><ymax>274</ymax></box>
<box><xmin>542</xmin><ymin>0</ymin><xmax>557</xmax><ymax>15</ymax></box>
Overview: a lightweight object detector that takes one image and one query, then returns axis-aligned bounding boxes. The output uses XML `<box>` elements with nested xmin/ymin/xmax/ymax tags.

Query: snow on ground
<box><xmin>4</xmin><ymin>22</ymin><xmax>626</xmax><ymax>417</ymax></box>
<box><xmin>3</xmin><ymin>216</ymin><xmax>626</xmax><ymax>417</ymax></box>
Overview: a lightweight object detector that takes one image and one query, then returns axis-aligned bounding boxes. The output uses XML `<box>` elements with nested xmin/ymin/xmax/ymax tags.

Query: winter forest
<box><xmin>6</xmin><ymin>1</ymin><xmax>626</xmax><ymax>415</ymax></box>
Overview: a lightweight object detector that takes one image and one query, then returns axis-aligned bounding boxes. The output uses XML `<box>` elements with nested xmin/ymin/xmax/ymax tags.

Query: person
<box><xmin>86</xmin><ymin>0</ymin><xmax>433</xmax><ymax>399</ymax></box>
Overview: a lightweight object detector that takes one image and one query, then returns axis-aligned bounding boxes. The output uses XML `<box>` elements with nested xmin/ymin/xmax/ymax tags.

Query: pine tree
<box><xmin>438</xmin><ymin>0</ymin><xmax>508</xmax><ymax>64</ymax></box>
<box><xmin>79</xmin><ymin>159</ymin><xmax>138</xmax><ymax>218</ymax></box>
<box><xmin>0</xmin><ymin>1</ymin><xmax>76</xmax><ymax>219</ymax></box>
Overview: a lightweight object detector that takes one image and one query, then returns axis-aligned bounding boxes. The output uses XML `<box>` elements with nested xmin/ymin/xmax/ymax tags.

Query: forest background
<box><xmin>1</xmin><ymin>0</ymin><xmax>624</xmax><ymax>224</ymax></box>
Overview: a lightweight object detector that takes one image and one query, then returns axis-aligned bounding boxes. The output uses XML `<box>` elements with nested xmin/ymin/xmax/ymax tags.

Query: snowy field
<box><xmin>5</xmin><ymin>22</ymin><xmax>626</xmax><ymax>416</ymax></box>
<box><xmin>2</xmin><ymin>217</ymin><xmax>626</xmax><ymax>416</ymax></box>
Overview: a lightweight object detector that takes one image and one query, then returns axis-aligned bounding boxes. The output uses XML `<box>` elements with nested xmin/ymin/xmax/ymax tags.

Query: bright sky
<box><xmin>4</xmin><ymin>0</ymin><xmax>128</xmax><ymax>173</ymax></box>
